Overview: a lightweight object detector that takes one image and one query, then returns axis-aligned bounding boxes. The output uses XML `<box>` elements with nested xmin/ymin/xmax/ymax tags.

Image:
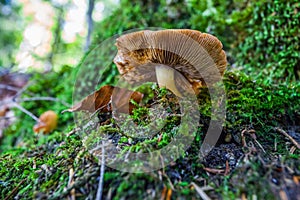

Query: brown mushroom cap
<box><xmin>113</xmin><ymin>29</ymin><xmax>227</xmax><ymax>93</ymax></box>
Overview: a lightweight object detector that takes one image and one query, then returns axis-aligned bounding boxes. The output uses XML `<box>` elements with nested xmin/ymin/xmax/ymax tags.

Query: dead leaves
<box><xmin>65</xmin><ymin>85</ymin><xmax>114</xmax><ymax>113</ymax></box>
<box><xmin>33</xmin><ymin>110</ymin><xmax>58</xmax><ymax>134</ymax></box>
<box><xmin>64</xmin><ymin>85</ymin><xmax>143</xmax><ymax>114</ymax></box>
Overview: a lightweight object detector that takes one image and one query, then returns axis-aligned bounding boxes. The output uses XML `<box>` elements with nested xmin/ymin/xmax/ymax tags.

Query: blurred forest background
<box><xmin>1</xmin><ymin>0</ymin><xmax>299</xmax><ymax>82</ymax></box>
<box><xmin>0</xmin><ymin>0</ymin><xmax>299</xmax><ymax>199</ymax></box>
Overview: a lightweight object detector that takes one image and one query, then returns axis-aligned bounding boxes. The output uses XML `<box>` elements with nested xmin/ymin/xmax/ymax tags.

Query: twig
<box><xmin>254</xmin><ymin>139</ymin><xmax>266</xmax><ymax>153</ymax></box>
<box><xmin>241</xmin><ymin>129</ymin><xmax>247</xmax><ymax>147</ymax></box>
<box><xmin>242</xmin><ymin>129</ymin><xmax>266</xmax><ymax>153</ymax></box>
<box><xmin>163</xmin><ymin>173</ymin><xmax>175</xmax><ymax>191</ymax></box>
<box><xmin>96</xmin><ymin>140</ymin><xmax>106</xmax><ymax>200</ymax></box>
<box><xmin>275</xmin><ymin>128</ymin><xmax>300</xmax><ymax>149</ymax></box>
<box><xmin>4</xmin><ymin>179</ymin><xmax>26</xmax><ymax>200</ymax></box>
<box><xmin>224</xmin><ymin>160</ymin><xmax>230</xmax><ymax>176</ymax></box>
<box><xmin>13</xmin><ymin>82</ymin><xmax>32</xmax><ymax>99</ymax></box>
<box><xmin>290</xmin><ymin>146</ymin><xmax>296</xmax><ymax>154</ymax></box>
<box><xmin>12</xmin><ymin>103</ymin><xmax>40</xmax><ymax>122</ymax></box>
<box><xmin>89</xmin><ymin>101</ymin><xmax>111</xmax><ymax>119</ymax></box>
<box><xmin>19</xmin><ymin>97</ymin><xmax>71</xmax><ymax>107</ymax></box>
<box><xmin>0</xmin><ymin>84</ymin><xmax>20</xmax><ymax>92</ymax></box>
<box><xmin>191</xmin><ymin>182</ymin><xmax>211</xmax><ymax>200</ymax></box>
<box><xmin>203</xmin><ymin>167</ymin><xmax>225</xmax><ymax>174</ymax></box>
<box><xmin>66</xmin><ymin>127</ymin><xmax>80</xmax><ymax>137</ymax></box>
<box><xmin>67</xmin><ymin>168</ymin><xmax>75</xmax><ymax>200</ymax></box>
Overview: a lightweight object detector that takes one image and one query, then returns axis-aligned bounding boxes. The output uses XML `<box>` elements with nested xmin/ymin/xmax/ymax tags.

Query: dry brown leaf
<box><xmin>33</xmin><ymin>110</ymin><xmax>58</xmax><ymax>134</ymax></box>
<box><xmin>67</xmin><ymin>85</ymin><xmax>114</xmax><ymax>113</ymax></box>
<box><xmin>64</xmin><ymin>85</ymin><xmax>143</xmax><ymax>114</ymax></box>
<box><xmin>111</xmin><ymin>86</ymin><xmax>144</xmax><ymax>113</ymax></box>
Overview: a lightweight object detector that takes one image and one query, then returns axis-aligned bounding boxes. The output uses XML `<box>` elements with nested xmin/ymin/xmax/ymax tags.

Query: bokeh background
<box><xmin>1</xmin><ymin>0</ymin><xmax>299</xmax><ymax>83</ymax></box>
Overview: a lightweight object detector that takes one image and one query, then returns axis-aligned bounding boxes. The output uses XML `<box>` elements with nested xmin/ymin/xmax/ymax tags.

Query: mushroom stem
<box><xmin>155</xmin><ymin>65</ymin><xmax>183</xmax><ymax>97</ymax></box>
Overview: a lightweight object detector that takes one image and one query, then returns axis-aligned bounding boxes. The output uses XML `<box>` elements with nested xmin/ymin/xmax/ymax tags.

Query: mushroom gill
<box><xmin>113</xmin><ymin>29</ymin><xmax>227</xmax><ymax>96</ymax></box>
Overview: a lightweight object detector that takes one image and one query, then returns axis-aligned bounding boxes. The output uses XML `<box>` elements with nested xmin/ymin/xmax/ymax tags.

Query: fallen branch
<box><xmin>275</xmin><ymin>128</ymin><xmax>300</xmax><ymax>150</ymax></box>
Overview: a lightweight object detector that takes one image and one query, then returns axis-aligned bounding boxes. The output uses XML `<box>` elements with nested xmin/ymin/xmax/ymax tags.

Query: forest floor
<box><xmin>0</xmin><ymin>69</ymin><xmax>299</xmax><ymax>199</ymax></box>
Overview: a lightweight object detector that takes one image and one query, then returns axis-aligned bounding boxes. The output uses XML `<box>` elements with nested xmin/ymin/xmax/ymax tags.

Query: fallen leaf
<box><xmin>64</xmin><ymin>85</ymin><xmax>143</xmax><ymax>114</ymax></box>
<box><xmin>111</xmin><ymin>86</ymin><xmax>144</xmax><ymax>113</ymax></box>
<box><xmin>33</xmin><ymin>110</ymin><xmax>58</xmax><ymax>134</ymax></box>
<box><xmin>65</xmin><ymin>85</ymin><xmax>114</xmax><ymax>113</ymax></box>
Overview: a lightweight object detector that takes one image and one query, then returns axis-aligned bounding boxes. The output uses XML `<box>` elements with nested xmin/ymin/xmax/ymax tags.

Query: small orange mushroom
<box><xmin>33</xmin><ymin>110</ymin><xmax>58</xmax><ymax>134</ymax></box>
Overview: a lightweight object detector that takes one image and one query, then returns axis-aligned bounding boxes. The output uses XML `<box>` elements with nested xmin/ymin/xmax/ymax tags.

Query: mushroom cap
<box><xmin>113</xmin><ymin>29</ymin><xmax>227</xmax><ymax>92</ymax></box>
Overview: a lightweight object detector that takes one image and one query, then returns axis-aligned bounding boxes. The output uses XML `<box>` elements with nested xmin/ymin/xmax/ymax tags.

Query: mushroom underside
<box><xmin>113</xmin><ymin>29</ymin><xmax>227</xmax><ymax>96</ymax></box>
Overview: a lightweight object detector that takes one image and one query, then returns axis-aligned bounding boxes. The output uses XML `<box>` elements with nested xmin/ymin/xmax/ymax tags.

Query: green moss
<box><xmin>1</xmin><ymin>67</ymin><xmax>299</xmax><ymax>199</ymax></box>
<box><xmin>234</xmin><ymin>0</ymin><xmax>300</xmax><ymax>83</ymax></box>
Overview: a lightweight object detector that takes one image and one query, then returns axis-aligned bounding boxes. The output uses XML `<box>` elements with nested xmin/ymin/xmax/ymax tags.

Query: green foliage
<box><xmin>0</xmin><ymin>131</ymin><xmax>86</xmax><ymax>199</ymax></box>
<box><xmin>94</xmin><ymin>0</ymin><xmax>191</xmax><ymax>41</ymax></box>
<box><xmin>187</xmin><ymin>0</ymin><xmax>228</xmax><ymax>47</ymax></box>
<box><xmin>235</xmin><ymin>0</ymin><xmax>300</xmax><ymax>83</ymax></box>
<box><xmin>0</xmin><ymin>2</ymin><xmax>23</xmax><ymax>66</ymax></box>
<box><xmin>224</xmin><ymin>71</ymin><xmax>299</xmax><ymax>144</ymax></box>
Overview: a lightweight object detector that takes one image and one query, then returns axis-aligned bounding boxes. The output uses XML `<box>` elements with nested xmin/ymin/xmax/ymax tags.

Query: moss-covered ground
<box><xmin>1</xmin><ymin>69</ymin><xmax>299</xmax><ymax>199</ymax></box>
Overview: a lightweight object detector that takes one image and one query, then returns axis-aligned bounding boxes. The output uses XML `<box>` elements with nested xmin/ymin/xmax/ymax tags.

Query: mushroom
<box><xmin>33</xmin><ymin>110</ymin><xmax>58</xmax><ymax>134</ymax></box>
<box><xmin>113</xmin><ymin>29</ymin><xmax>227</xmax><ymax>97</ymax></box>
